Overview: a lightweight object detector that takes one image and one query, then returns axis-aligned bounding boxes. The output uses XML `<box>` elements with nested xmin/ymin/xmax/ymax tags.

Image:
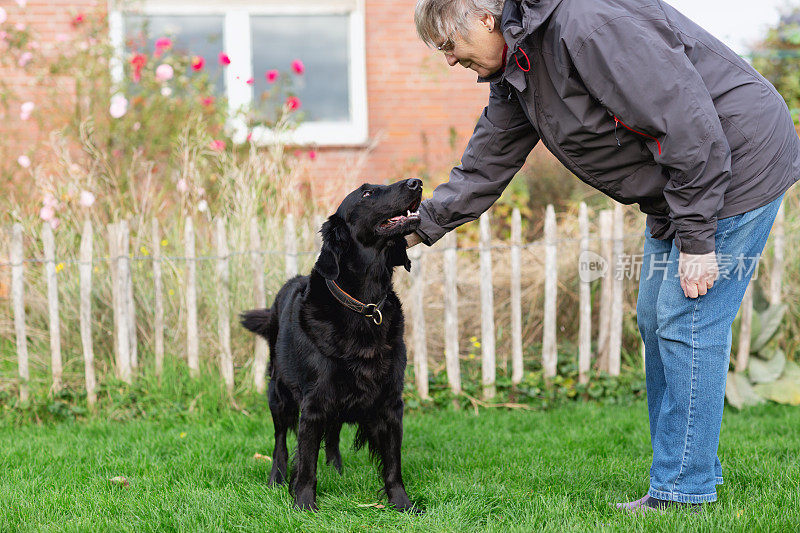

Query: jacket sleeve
<box><xmin>571</xmin><ymin>14</ymin><xmax>732</xmax><ymax>254</ymax></box>
<box><xmin>416</xmin><ymin>81</ymin><xmax>539</xmax><ymax>246</ymax></box>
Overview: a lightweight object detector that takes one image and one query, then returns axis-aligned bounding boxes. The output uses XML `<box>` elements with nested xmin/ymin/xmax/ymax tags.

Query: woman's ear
<box><xmin>315</xmin><ymin>215</ymin><xmax>348</xmax><ymax>279</ymax></box>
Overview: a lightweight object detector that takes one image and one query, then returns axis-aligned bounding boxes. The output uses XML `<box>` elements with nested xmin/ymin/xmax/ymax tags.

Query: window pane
<box><xmin>124</xmin><ymin>15</ymin><xmax>226</xmax><ymax>94</ymax></box>
<box><xmin>251</xmin><ymin>15</ymin><xmax>350</xmax><ymax>122</ymax></box>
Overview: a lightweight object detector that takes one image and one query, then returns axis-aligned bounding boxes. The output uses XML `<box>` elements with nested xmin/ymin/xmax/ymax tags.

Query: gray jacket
<box><xmin>416</xmin><ymin>0</ymin><xmax>800</xmax><ymax>254</ymax></box>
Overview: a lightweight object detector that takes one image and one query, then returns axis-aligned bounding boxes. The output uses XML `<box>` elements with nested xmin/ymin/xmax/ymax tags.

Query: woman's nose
<box><xmin>445</xmin><ymin>54</ymin><xmax>459</xmax><ymax>67</ymax></box>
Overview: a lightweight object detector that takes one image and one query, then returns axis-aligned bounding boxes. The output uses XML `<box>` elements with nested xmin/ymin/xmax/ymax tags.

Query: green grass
<box><xmin>1</xmin><ymin>402</ymin><xmax>799</xmax><ymax>532</ymax></box>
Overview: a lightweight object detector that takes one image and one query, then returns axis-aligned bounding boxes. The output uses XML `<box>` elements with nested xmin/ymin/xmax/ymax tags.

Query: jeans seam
<box><xmin>671</xmin><ymin>217</ymin><xmax>736</xmax><ymax>494</ymax></box>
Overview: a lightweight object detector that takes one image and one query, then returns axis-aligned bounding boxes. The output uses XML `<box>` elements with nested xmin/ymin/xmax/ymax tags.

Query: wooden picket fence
<box><xmin>2</xmin><ymin>201</ymin><xmax>788</xmax><ymax>405</ymax></box>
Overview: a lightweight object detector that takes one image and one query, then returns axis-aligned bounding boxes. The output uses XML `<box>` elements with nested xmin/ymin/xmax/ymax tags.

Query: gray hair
<box><xmin>414</xmin><ymin>0</ymin><xmax>506</xmax><ymax>49</ymax></box>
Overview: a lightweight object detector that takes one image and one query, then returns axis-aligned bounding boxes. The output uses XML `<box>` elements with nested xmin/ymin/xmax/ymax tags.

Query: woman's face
<box><xmin>438</xmin><ymin>13</ymin><xmax>506</xmax><ymax>78</ymax></box>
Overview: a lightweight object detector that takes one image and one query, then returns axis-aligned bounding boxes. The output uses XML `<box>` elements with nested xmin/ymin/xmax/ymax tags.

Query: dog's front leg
<box><xmin>291</xmin><ymin>409</ymin><xmax>324</xmax><ymax>511</ymax></box>
<box><xmin>368</xmin><ymin>402</ymin><xmax>417</xmax><ymax>513</ymax></box>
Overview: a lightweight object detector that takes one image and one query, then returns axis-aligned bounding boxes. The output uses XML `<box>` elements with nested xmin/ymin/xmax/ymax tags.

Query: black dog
<box><xmin>240</xmin><ymin>178</ymin><xmax>423</xmax><ymax>512</ymax></box>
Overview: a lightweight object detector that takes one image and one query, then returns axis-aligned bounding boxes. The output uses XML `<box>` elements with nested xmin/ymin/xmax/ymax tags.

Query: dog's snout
<box><xmin>406</xmin><ymin>178</ymin><xmax>422</xmax><ymax>191</ymax></box>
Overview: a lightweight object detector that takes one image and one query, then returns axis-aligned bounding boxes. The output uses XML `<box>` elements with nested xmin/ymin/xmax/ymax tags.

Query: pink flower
<box><xmin>154</xmin><ymin>37</ymin><xmax>172</xmax><ymax>57</ymax></box>
<box><xmin>20</xmin><ymin>101</ymin><xmax>34</xmax><ymax>121</ymax></box>
<box><xmin>49</xmin><ymin>218</ymin><xmax>60</xmax><ymax>230</ymax></box>
<box><xmin>0</xmin><ymin>8</ymin><xmax>7</xmax><ymax>25</ymax></box>
<box><xmin>130</xmin><ymin>53</ymin><xmax>146</xmax><ymax>82</ymax></box>
<box><xmin>218</xmin><ymin>52</ymin><xmax>231</xmax><ymax>66</ymax></box>
<box><xmin>246</xmin><ymin>77</ymin><xmax>254</xmax><ymax>85</ymax></box>
<box><xmin>14</xmin><ymin>22</ymin><xmax>25</xmax><ymax>31</ymax></box>
<box><xmin>191</xmin><ymin>56</ymin><xmax>204</xmax><ymax>71</ymax></box>
<box><xmin>40</xmin><ymin>205</ymin><xmax>55</xmax><ymax>221</ymax></box>
<box><xmin>79</xmin><ymin>190</ymin><xmax>96</xmax><ymax>207</ymax></box>
<box><xmin>209</xmin><ymin>140</ymin><xmax>226</xmax><ymax>152</ymax></box>
<box><xmin>246</xmin><ymin>131</ymin><xmax>253</xmax><ymax>142</ymax></box>
<box><xmin>291</xmin><ymin>59</ymin><xmax>305</xmax><ymax>75</ymax></box>
<box><xmin>109</xmin><ymin>94</ymin><xmax>128</xmax><ymax>118</ymax></box>
<box><xmin>18</xmin><ymin>51</ymin><xmax>33</xmax><ymax>67</ymax></box>
<box><xmin>15</xmin><ymin>1</ymin><xmax>27</xmax><ymax>8</ymax></box>
<box><xmin>71</xmin><ymin>14</ymin><xmax>85</xmax><ymax>28</ymax></box>
<box><xmin>265</xmin><ymin>69</ymin><xmax>279</xmax><ymax>83</ymax></box>
<box><xmin>308</xmin><ymin>150</ymin><xmax>318</xmax><ymax>161</ymax></box>
<box><xmin>155</xmin><ymin>63</ymin><xmax>174</xmax><ymax>82</ymax></box>
<box><xmin>201</xmin><ymin>96</ymin><xmax>214</xmax><ymax>107</ymax></box>
<box><xmin>43</xmin><ymin>194</ymin><xmax>58</xmax><ymax>208</ymax></box>
<box><xmin>17</xmin><ymin>155</ymin><xmax>31</xmax><ymax>168</ymax></box>
<box><xmin>177</xmin><ymin>179</ymin><xmax>188</xmax><ymax>193</ymax></box>
<box><xmin>285</xmin><ymin>96</ymin><xmax>301</xmax><ymax>111</ymax></box>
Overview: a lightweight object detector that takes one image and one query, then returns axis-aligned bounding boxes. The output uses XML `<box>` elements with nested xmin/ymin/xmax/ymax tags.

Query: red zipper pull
<box><xmin>614</xmin><ymin>117</ymin><xmax>621</xmax><ymax>148</ymax></box>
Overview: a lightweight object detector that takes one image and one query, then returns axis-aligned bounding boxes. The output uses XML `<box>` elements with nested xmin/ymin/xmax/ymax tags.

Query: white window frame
<box><xmin>108</xmin><ymin>0</ymin><xmax>369</xmax><ymax>146</ymax></box>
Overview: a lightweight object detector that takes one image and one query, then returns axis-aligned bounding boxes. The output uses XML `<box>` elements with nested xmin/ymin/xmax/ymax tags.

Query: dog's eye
<box><xmin>362</xmin><ymin>190</ymin><xmax>373</xmax><ymax>198</ymax></box>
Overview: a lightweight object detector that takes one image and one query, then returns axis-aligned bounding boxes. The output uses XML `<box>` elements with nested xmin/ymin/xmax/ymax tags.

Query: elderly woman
<box><xmin>407</xmin><ymin>0</ymin><xmax>799</xmax><ymax>511</ymax></box>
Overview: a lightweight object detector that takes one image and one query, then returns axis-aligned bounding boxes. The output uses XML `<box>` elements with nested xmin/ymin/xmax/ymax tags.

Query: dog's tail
<box><xmin>239</xmin><ymin>308</ymin><xmax>272</xmax><ymax>339</ymax></box>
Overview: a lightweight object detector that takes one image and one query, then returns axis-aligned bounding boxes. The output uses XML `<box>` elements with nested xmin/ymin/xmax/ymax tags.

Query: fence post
<box><xmin>109</xmin><ymin>222</ymin><xmax>131</xmax><ymax>383</ymax></box>
<box><xmin>79</xmin><ymin>219</ymin><xmax>97</xmax><ymax>407</ymax></box>
<box><xmin>285</xmin><ymin>213</ymin><xmax>298</xmax><ymax>278</ymax></box>
<box><xmin>608</xmin><ymin>204</ymin><xmax>624</xmax><ymax>377</ymax></box>
<box><xmin>42</xmin><ymin>223</ymin><xmax>63</xmax><ymax>393</ymax></box>
<box><xmin>409</xmin><ymin>246</ymin><xmax>429</xmax><ymax>400</ymax></box>
<box><xmin>124</xmin><ymin>221</ymin><xmax>137</xmax><ymax>370</ymax></box>
<box><xmin>442</xmin><ymin>230</ymin><xmax>461</xmax><ymax>396</ymax></box>
<box><xmin>151</xmin><ymin>219</ymin><xmax>164</xmax><ymax>378</ymax></box>
<box><xmin>543</xmin><ymin>205</ymin><xmax>558</xmax><ymax>378</ymax></box>
<box><xmin>10</xmin><ymin>224</ymin><xmax>29</xmax><ymax>404</ymax></box>
<box><xmin>736</xmin><ymin>283</ymin><xmax>753</xmax><ymax>373</ymax></box>
<box><xmin>250</xmin><ymin>219</ymin><xmax>268</xmax><ymax>394</ymax></box>
<box><xmin>578</xmin><ymin>202</ymin><xmax>592</xmax><ymax>385</ymax></box>
<box><xmin>215</xmin><ymin>217</ymin><xmax>235</xmax><ymax>393</ymax></box>
<box><xmin>511</xmin><ymin>208</ymin><xmax>523</xmax><ymax>386</ymax></box>
<box><xmin>596</xmin><ymin>209</ymin><xmax>613</xmax><ymax>372</ymax></box>
<box><xmin>770</xmin><ymin>203</ymin><xmax>785</xmax><ymax>305</ymax></box>
<box><xmin>184</xmin><ymin>217</ymin><xmax>199</xmax><ymax>378</ymax></box>
<box><xmin>479</xmin><ymin>213</ymin><xmax>496</xmax><ymax>399</ymax></box>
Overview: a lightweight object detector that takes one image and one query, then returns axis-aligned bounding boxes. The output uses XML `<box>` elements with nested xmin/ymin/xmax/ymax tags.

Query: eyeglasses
<box><xmin>436</xmin><ymin>37</ymin><xmax>455</xmax><ymax>53</ymax></box>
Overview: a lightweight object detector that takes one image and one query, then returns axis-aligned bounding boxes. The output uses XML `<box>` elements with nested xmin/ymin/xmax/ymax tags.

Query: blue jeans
<box><xmin>637</xmin><ymin>193</ymin><xmax>784</xmax><ymax>503</ymax></box>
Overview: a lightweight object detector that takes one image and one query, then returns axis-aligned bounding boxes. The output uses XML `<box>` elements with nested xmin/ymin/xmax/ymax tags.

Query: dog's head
<box><xmin>315</xmin><ymin>178</ymin><xmax>423</xmax><ymax>279</ymax></box>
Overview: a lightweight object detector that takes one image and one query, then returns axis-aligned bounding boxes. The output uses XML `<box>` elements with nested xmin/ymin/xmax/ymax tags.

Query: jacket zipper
<box><xmin>614</xmin><ymin>116</ymin><xmax>662</xmax><ymax>155</ymax></box>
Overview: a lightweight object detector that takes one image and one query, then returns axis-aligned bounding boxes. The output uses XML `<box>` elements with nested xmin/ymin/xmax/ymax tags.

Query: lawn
<box><xmin>1</xmin><ymin>402</ymin><xmax>798</xmax><ymax>532</ymax></box>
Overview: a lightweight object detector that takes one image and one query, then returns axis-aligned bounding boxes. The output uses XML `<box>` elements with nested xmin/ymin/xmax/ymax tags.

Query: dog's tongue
<box><xmin>388</xmin><ymin>215</ymin><xmax>405</xmax><ymax>222</ymax></box>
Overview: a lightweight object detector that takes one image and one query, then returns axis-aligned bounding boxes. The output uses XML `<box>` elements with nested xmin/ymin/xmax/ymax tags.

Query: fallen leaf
<box><xmin>109</xmin><ymin>476</ymin><xmax>129</xmax><ymax>487</ymax></box>
<box><xmin>179</xmin><ymin>432</ymin><xmax>187</xmax><ymax>439</ymax></box>
<box><xmin>253</xmin><ymin>453</ymin><xmax>272</xmax><ymax>461</ymax></box>
<box><xmin>356</xmin><ymin>503</ymin><xmax>385</xmax><ymax>509</ymax></box>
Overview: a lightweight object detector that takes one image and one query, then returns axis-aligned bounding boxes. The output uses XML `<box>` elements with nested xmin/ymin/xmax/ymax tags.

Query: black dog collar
<box><xmin>325</xmin><ymin>279</ymin><xmax>387</xmax><ymax>325</ymax></box>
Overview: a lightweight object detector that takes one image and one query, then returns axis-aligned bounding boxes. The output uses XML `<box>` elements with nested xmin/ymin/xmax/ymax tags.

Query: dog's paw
<box><xmin>390</xmin><ymin>500</ymin><xmax>424</xmax><ymax>515</ymax></box>
<box><xmin>268</xmin><ymin>468</ymin><xmax>287</xmax><ymax>487</ymax></box>
<box><xmin>294</xmin><ymin>487</ymin><xmax>318</xmax><ymax>512</ymax></box>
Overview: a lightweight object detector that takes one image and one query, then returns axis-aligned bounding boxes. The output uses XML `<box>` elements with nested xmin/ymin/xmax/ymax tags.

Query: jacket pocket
<box><xmin>613</xmin><ymin>116</ymin><xmax>662</xmax><ymax>155</ymax></box>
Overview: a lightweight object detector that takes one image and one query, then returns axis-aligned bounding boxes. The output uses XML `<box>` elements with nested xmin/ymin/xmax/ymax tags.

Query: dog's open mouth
<box><xmin>377</xmin><ymin>198</ymin><xmax>421</xmax><ymax>233</ymax></box>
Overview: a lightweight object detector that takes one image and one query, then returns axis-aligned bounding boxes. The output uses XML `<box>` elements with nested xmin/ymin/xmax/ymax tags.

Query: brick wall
<box><xmin>1</xmin><ymin>0</ymin><xmax>489</xmax><ymax>194</ymax></box>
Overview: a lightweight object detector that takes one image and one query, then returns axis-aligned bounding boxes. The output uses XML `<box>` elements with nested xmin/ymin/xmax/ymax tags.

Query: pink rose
<box><xmin>18</xmin><ymin>155</ymin><xmax>31</xmax><ymax>168</ymax></box>
<box><xmin>40</xmin><ymin>205</ymin><xmax>55</xmax><ymax>221</ymax></box>
<box><xmin>209</xmin><ymin>140</ymin><xmax>226</xmax><ymax>152</ymax></box>
<box><xmin>20</xmin><ymin>101</ymin><xmax>34</xmax><ymax>121</ymax></box>
<box><xmin>18</xmin><ymin>51</ymin><xmax>33</xmax><ymax>67</ymax></box>
<box><xmin>308</xmin><ymin>150</ymin><xmax>318</xmax><ymax>161</ymax></box>
<box><xmin>246</xmin><ymin>77</ymin><xmax>254</xmax><ymax>85</ymax></box>
<box><xmin>79</xmin><ymin>190</ymin><xmax>96</xmax><ymax>207</ymax></box>
<box><xmin>265</xmin><ymin>70</ymin><xmax>279</xmax><ymax>83</ymax></box>
<box><xmin>155</xmin><ymin>63</ymin><xmax>174</xmax><ymax>82</ymax></box>
<box><xmin>291</xmin><ymin>59</ymin><xmax>305</xmax><ymax>75</ymax></box>
<box><xmin>218</xmin><ymin>52</ymin><xmax>231</xmax><ymax>66</ymax></box>
<box><xmin>191</xmin><ymin>56</ymin><xmax>204</xmax><ymax>71</ymax></box>
<box><xmin>285</xmin><ymin>96</ymin><xmax>301</xmax><ymax>111</ymax></box>
<box><xmin>154</xmin><ymin>37</ymin><xmax>172</xmax><ymax>57</ymax></box>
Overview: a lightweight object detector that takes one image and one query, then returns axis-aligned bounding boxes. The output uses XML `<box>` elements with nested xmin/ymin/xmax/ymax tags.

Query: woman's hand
<box><xmin>405</xmin><ymin>232</ymin><xmax>423</xmax><ymax>249</ymax></box>
<box><xmin>678</xmin><ymin>251</ymin><xmax>719</xmax><ymax>298</ymax></box>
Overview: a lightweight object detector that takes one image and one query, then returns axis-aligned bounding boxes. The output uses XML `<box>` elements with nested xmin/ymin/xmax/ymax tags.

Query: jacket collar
<box><xmin>477</xmin><ymin>0</ymin><xmax>564</xmax><ymax>90</ymax></box>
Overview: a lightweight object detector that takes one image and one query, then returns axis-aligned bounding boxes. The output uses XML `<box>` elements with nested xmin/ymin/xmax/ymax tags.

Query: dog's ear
<box><xmin>388</xmin><ymin>237</ymin><xmax>412</xmax><ymax>272</ymax></box>
<box><xmin>315</xmin><ymin>215</ymin><xmax>349</xmax><ymax>279</ymax></box>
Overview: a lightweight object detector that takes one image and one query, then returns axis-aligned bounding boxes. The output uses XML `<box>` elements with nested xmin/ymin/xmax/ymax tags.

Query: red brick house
<box><xmin>1</xmin><ymin>0</ymin><xmax>488</xmax><ymax>186</ymax></box>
